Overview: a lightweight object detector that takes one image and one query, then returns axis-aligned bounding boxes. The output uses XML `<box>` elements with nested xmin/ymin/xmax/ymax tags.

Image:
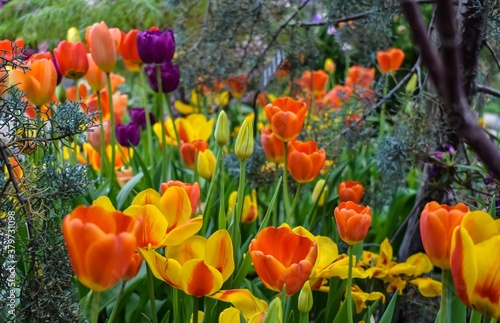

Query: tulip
<box><xmin>84</xmin><ymin>53</ymin><xmax>107</xmax><ymax>92</ymax></box>
<box><xmin>334</xmin><ymin>201</ymin><xmax>371</xmax><ymax>245</ymax></box>
<box><xmin>264</xmin><ymin>97</ymin><xmax>307</xmax><ymax>142</ymax></box>
<box><xmin>11</xmin><ymin>58</ymin><xmax>57</xmax><ymax>107</ymax></box>
<box><xmin>144</xmin><ymin>62</ymin><xmax>180</xmax><ymax>93</ymax></box>
<box><xmin>226</xmin><ymin>75</ymin><xmax>248</xmax><ymax>99</ymax></box>
<box><xmin>140</xmin><ymin>229</ymin><xmax>234</xmax><ymax>297</ymax></box>
<box><xmin>214</xmin><ymin>110</ymin><xmax>229</xmax><ymax>147</ymax></box>
<box><xmin>197</xmin><ymin>149</ymin><xmax>216</xmax><ymax>180</ymax></box>
<box><xmin>87</xmin><ymin>120</ymin><xmax>111</xmax><ymax>151</ymax></box>
<box><xmin>53</xmin><ymin>41</ymin><xmax>89</xmax><ymax>79</ymax></box>
<box><xmin>136</xmin><ymin>29</ymin><xmax>175</xmax><ymax>64</ymax></box>
<box><xmin>346</xmin><ymin>66</ymin><xmax>375</xmax><ymax>91</ymax></box>
<box><xmin>287</xmin><ymin>140</ymin><xmax>326</xmax><ymax>183</ymax></box>
<box><xmin>249</xmin><ymin>226</ymin><xmax>318</xmax><ymax>296</ymax></box>
<box><xmin>160</xmin><ymin>181</ymin><xmax>200</xmax><ymax>216</ymax></box>
<box><xmin>62</xmin><ymin>204</ymin><xmax>139</xmax><ymax>291</ymax></box>
<box><xmin>312</xmin><ymin>179</ymin><xmax>327</xmax><ymax>206</ymax></box>
<box><xmin>66</xmin><ymin>27</ymin><xmax>81</xmax><ymax>42</ymax></box>
<box><xmin>323</xmin><ymin>85</ymin><xmax>352</xmax><ymax>108</ymax></box>
<box><xmin>377</xmin><ymin>48</ymin><xmax>405</xmax><ymax>74</ymax></box>
<box><xmin>123</xmin><ymin>252</ymin><xmax>143</xmax><ymax>281</ymax></box>
<box><xmin>129</xmin><ymin>107</ymin><xmax>156</xmax><ymax>130</ymax></box>
<box><xmin>261</xmin><ymin>127</ymin><xmax>284</xmax><ymax>164</ymax></box>
<box><xmin>420</xmin><ymin>201</ymin><xmax>469</xmax><ymax>269</ymax></box>
<box><xmin>88</xmin><ymin>22</ymin><xmax>117</xmax><ymax>73</ymax></box>
<box><xmin>119</xmin><ymin>29</ymin><xmax>142</xmax><ymax>71</ymax></box>
<box><xmin>228</xmin><ymin>190</ymin><xmax>258</xmax><ymax>223</ymax></box>
<box><xmin>297</xmin><ymin>70</ymin><xmax>329</xmax><ymax>98</ymax></box>
<box><xmin>116</xmin><ymin>123</ymin><xmax>140</xmax><ymax>147</ymax></box>
<box><xmin>298</xmin><ymin>281</ymin><xmax>313</xmax><ymax>313</ymax></box>
<box><xmin>235</xmin><ymin>117</ymin><xmax>254</xmax><ymax>161</ymax></box>
<box><xmin>180</xmin><ymin>140</ymin><xmax>208</xmax><ymax>169</ymax></box>
<box><xmin>451</xmin><ymin>211</ymin><xmax>500</xmax><ymax>319</ymax></box>
<box><xmin>0</xmin><ymin>38</ymin><xmax>24</xmax><ymax>61</ymax></box>
<box><xmin>324</xmin><ymin>58</ymin><xmax>336</xmax><ymax>73</ymax></box>
<box><xmin>116</xmin><ymin>166</ymin><xmax>134</xmax><ymax>188</ymax></box>
<box><xmin>338</xmin><ymin>180</ymin><xmax>364</xmax><ymax>204</ymax></box>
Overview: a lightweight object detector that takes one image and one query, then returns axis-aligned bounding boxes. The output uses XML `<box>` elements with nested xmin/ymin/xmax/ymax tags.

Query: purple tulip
<box><xmin>116</xmin><ymin>123</ymin><xmax>140</xmax><ymax>147</ymax></box>
<box><xmin>144</xmin><ymin>62</ymin><xmax>180</xmax><ymax>93</ymax></box>
<box><xmin>136</xmin><ymin>29</ymin><xmax>175</xmax><ymax>64</ymax></box>
<box><xmin>129</xmin><ymin>107</ymin><xmax>156</xmax><ymax>130</ymax></box>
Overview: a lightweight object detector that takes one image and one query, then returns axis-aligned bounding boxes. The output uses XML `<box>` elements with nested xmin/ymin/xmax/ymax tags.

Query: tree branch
<box><xmin>476</xmin><ymin>84</ymin><xmax>500</xmax><ymax>98</ymax></box>
<box><xmin>484</xmin><ymin>41</ymin><xmax>500</xmax><ymax>71</ymax></box>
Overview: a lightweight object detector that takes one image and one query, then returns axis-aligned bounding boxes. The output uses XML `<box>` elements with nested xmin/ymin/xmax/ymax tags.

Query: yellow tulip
<box><xmin>197</xmin><ymin>149</ymin><xmax>216</xmax><ymax>180</ymax></box>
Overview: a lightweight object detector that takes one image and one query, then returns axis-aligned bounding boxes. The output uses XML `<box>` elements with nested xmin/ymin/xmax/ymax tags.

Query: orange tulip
<box><xmin>119</xmin><ymin>29</ymin><xmax>142</xmax><ymax>71</ymax></box>
<box><xmin>346</xmin><ymin>66</ymin><xmax>375</xmax><ymax>89</ymax></box>
<box><xmin>420</xmin><ymin>201</ymin><xmax>469</xmax><ymax>269</ymax></box>
<box><xmin>88</xmin><ymin>22</ymin><xmax>117</xmax><ymax>73</ymax></box>
<box><xmin>11</xmin><ymin>58</ymin><xmax>57</xmax><ymax>107</ymax></box>
<box><xmin>376</xmin><ymin>48</ymin><xmax>405</xmax><ymax>74</ymax></box>
<box><xmin>297</xmin><ymin>70</ymin><xmax>329</xmax><ymax>98</ymax></box>
<box><xmin>87</xmin><ymin>90</ymin><xmax>127</xmax><ymax>123</ymax></box>
<box><xmin>249</xmin><ymin>226</ymin><xmax>318</xmax><ymax>296</ymax></box>
<box><xmin>323</xmin><ymin>85</ymin><xmax>352</xmax><ymax>109</ymax></box>
<box><xmin>338</xmin><ymin>180</ymin><xmax>364</xmax><ymax>204</ymax></box>
<box><xmin>226</xmin><ymin>75</ymin><xmax>248</xmax><ymax>99</ymax></box>
<box><xmin>287</xmin><ymin>140</ymin><xmax>326</xmax><ymax>183</ymax></box>
<box><xmin>264</xmin><ymin>97</ymin><xmax>307</xmax><ymax>142</ymax></box>
<box><xmin>84</xmin><ymin>53</ymin><xmax>107</xmax><ymax>92</ymax></box>
<box><xmin>54</xmin><ymin>40</ymin><xmax>89</xmax><ymax>79</ymax></box>
<box><xmin>261</xmin><ymin>127</ymin><xmax>285</xmax><ymax>164</ymax></box>
<box><xmin>62</xmin><ymin>204</ymin><xmax>139</xmax><ymax>291</ymax></box>
<box><xmin>65</xmin><ymin>83</ymin><xmax>88</xmax><ymax>102</ymax></box>
<box><xmin>27</xmin><ymin>52</ymin><xmax>54</xmax><ymax>62</ymax></box>
<box><xmin>180</xmin><ymin>140</ymin><xmax>209</xmax><ymax>169</ymax></box>
<box><xmin>123</xmin><ymin>252</ymin><xmax>143</xmax><ymax>281</ymax></box>
<box><xmin>334</xmin><ymin>201</ymin><xmax>371</xmax><ymax>245</ymax></box>
<box><xmin>160</xmin><ymin>181</ymin><xmax>201</xmax><ymax>216</ymax></box>
<box><xmin>0</xmin><ymin>38</ymin><xmax>24</xmax><ymax>61</ymax></box>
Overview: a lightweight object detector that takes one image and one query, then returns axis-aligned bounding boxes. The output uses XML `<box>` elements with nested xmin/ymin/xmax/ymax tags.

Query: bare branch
<box><xmin>476</xmin><ymin>84</ymin><xmax>500</xmax><ymax>98</ymax></box>
<box><xmin>484</xmin><ymin>41</ymin><xmax>500</xmax><ymax>71</ymax></box>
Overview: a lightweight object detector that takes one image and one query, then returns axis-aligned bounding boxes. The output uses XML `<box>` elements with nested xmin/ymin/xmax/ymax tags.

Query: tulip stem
<box><xmin>96</xmin><ymin>91</ymin><xmax>107</xmax><ymax>177</ymax></box>
<box><xmin>218</xmin><ymin>156</ymin><xmax>226</xmax><ymax>230</ymax></box>
<box><xmin>156</xmin><ymin>65</ymin><xmax>168</xmax><ymax>182</ymax></box>
<box><xmin>106</xmin><ymin>73</ymin><xmax>117</xmax><ymax>186</ymax></box>
<box><xmin>139</xmin><ymin>70</ymin><xmax>155</xmax><ymax>167</ymax></box>
<box><xmin>347</xmin><ymin>245</ymin><xmax>354</xmax><ymax>323</ymax></box>
<box><xmin>288</xmin><ymin>183</ymin><xmax>303</xmax><ymax>225</ymax></box>
<box><xmin>439</xmin><ymin>269</ymin><xmax>449</xmax><ymax>323</ymax></box>
<box><xmin>379</xmin><ymin>74</ymin><xmax>388</xmax><ymax>137</ymax></box>
<box><xmin>283</xmin><ymin>142</ymin><xmax>291</xmax><ymax>219</ymax></box>
<box><xmin>273</xmin><ymin>165</ymin><xmax>279</xmax><ymax>227</ymax></box>
<box><xmin>88</xmin><ymin>291</ymin><xmax>100</xmax><ymax>323</ymax></box>
<box><xmin>192</xmin><ymin>296</ymin><xmax>199</xmax><ymax>323</ymax></box>
<box><xmin>108</xmin><ymin>280</ymin><xmax>126</xmax><ymax>323</ymax></box>
<box><xmin>201</xmin><ymin>147</ymin><xmax>224</xmax><ymax>235</ymax></box>
<box><xmin>146</xmin><ymin>265</ymin><xmax>158</xmax><ymax>323</ymax></box>
<box><xmin>469</xmin><ymin>310</ymin><xmax>482</xmax><ymax>323</ymax></box>
<box><xmin>164</xmin><ymin>92</ymin><xmax>182</xmax><ymax>151</ymax></box>
<box><xmin>231</xmin><ymin>159</ymin><xmax>246</xmax><ymax>264</ymax></box>
<box><xmin>173</xmin><ymin>287</ymin><xmax>180</xmax><ymax>323</ymax></box>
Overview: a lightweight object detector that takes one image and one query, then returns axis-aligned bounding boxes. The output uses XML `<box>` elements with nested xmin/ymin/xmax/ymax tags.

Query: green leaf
<box><xmin>379</xmin><ymin>291</ymin><xmax>399</xmax><ymax>323</ymax></box>
<box><xmin>131</xmin><ymin>145</ymin><xmax>153</xmax><ymax>188</ymax></box>
<box><xmin>117</xmin><ymin>171</ymin><xmax>144</xmax><ymax>210</ymax></box>
<box><xmin>332</xmin><ymin>295</ymin><xmax>348</xmax><ymax>323</ymax></box>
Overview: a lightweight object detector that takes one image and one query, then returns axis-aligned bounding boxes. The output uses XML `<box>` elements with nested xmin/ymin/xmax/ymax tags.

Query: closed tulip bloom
<box><xmin>235</xmin><ymin>117</ymin><xmax>254</xmax><ymax>161</ymax></box>
<box><xmin>66</xmin><ymin>27</ymin><xmax>81</xmax><ymax>42</ymax></box>
<box><xmin>116</xmin><ymin>123</ymin><xmax>140</xmax><ymax>147</ymax></box>
<box><xmin>129</xmin><ymin>107</ymin><xmax>156</xmax><ymax>130</ymax></box>
<box><xmin>249</xmin><ymin>226</ymin><xmax>318</xmax><ymax>296</ymax></box>
<box><xmin>144</xmin><ymin>62</ymin><xmax>180</xmax><ymax>93</ymax></box>
<box><xmin>84</xmin><ymin>53</ymin><xmax>107</xmax><ymax>92</ymax></box>
<box><xmin>334</xmin><ymin>201</ymin><xmax>371</xmax><ymax>245</ymax></box>
<box><xmin>264</xmin><ymin>97</ymin><xmax>307</xmax><ymax>142</ymax></box>
<box><xmin>226</xmin><ymin>75</ymin><xmax>248</xmax><ymax>99</ymax></box>
<box><xmin>141</xmin><ymin>229</ymin><xmax>234</xmax><ymax>297</ymax></box>
<box><xmin>419</xmin><ymin>201</ymin><xmax>469</xmax><ymax>269</ymax></box>
<box><xmin>11</xmin><ymin>58</ymin><xmax>57</xmax><ymax>107</ymax></box>
<box><xmin>297</xmin><ymin>70</ymin><xmax>329</xmax><ymax>98</ymax></box>
<box><xmin>119</xmin><ymin>29</ymin><xmax>142</xmax><ymax>71</ymax></box>
<box><xmin>287</xmin><ymin>140</ymin><xmax>326</xmax><ymax>183</ymax></box>
<box><xmin>136</xmin><ymin>29</ymin><xmax>175</xmax><ymax>64</ymax></box>
<box><xmin>338</xmin><ymin>180</ymin><xmax>364</xmax><ymax>204</ymax></box>
<box><xmin>451</xmin><ymin>211</ymin><xmax>500</xmax><ymax>319</ymax></box>
<box><xmin>228</xmin><ymin>190</ymin><xmax>258</xmax><ymax>223</ymax></box>
<box><xmin>346</xmin><ymin>65</ymin><xmax>375</xmax><ymax>89</ymax></box>
<box><xmin>0</xmin><ymin>38</ymin><xmax>24</xmax><ymax>61</ymax></box>
<box><xmin>197</xmin><ymin>149</ymin><xmax>216</xmax><ymax>180</ymax></box>
<box><xmin>160</xmin><ymin>181</ymin><xmax>200</xmax><ymax>216</ymax></box>
<box><xmin>377</xmin><ymin>48</ymin><xmax>405</xmax><ymax>74</ymax></box>
<box><xmin>53</xmin><ymin>40</ymin><xmax>89</xmax><ymax>79</ymax></box>
<box><xmin>323</xmin><ymin>85</ymin><xmax>352</xmax><ymax>108</ymax></box>
<box><xmin>324</xmin><ymin>58</ymin><xmax>336</xmax><ymax>73</ymax></box>
<box><xmin>88</xmin><ymin>22</ymin><xmax>117</xmax><ymax>73</ymax></box>
<box><xmin>214</xmin><ymin>110</ymin><xmax>229</xmax><ymax>147</ymax></box>
<box><xmin>312</xmin><ymin>179</ymin><xmax>327</xmax><ymax>206</ymax></box>
<box><xmin>62</xmin><ymin>204</ymin><xmax>139</xmax><ymax>291</ymax></box>
<box><xmin>261</xmin><ymin>127</ymin><xmax>284</xmax><ymax>164</ymax></box>
<box><xmin>180</xmin><ymin>140</ymin><xmax>208</xmax><ymax>169</ymax></box>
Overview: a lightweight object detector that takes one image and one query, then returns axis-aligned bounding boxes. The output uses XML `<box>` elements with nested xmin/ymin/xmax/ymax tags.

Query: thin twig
<box><xmin>476</xmin><ymin>84</ymin><xmax>500</xmax><ymax>98</ymax></box>
<box><xmin>484</xmin><ymin>41</ymin><xmax>500</xmax><ymax>71</ymax></box>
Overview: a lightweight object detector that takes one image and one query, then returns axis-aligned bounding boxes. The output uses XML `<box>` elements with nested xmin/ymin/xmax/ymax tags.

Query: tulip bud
<box><xmin>298</xmin><ymin>281</ymin><xmax>313</xmax><ymax>314</ymax></box>
<box><xmin>56</xmin><ymin>82</ymin><xmax>67</xmax><ymax>102</ymax></box>
<box><xmin>324</xmin><ymin>58</ymin><xmax>335</xmax><ymax>73</ymax></box>
<box><xmin>215</xmin><ymin>110</ymin><xmax>229</xmax><ymax>147</ymax></box>
<box><xmin>263</xmin><ymin>297</ymin><xmax>283</xmax><ymax>323</ymax></box>
<box><xmin>312</xmin><ymin>179</ymin><xmax>327</xmax><ymax>206</ymax></box>
<box><xmin>67</xmin><ymin>27</ymin><xmax>81</xmax><ymax>42</ymax></box>
<box><xmin>235</xmin><ymin>117</ymin><xmax>254</xmax><ymax>161</ymax></box>
<box><xmin>197</xmin><ymin>149</ymin><xmax>216</xmax><ymax>180</ymax></box>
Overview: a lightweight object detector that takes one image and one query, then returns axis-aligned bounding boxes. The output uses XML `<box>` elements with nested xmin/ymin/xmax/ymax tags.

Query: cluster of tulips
<box><xmin>2</xmin><ymin>20</ymin><xmax>500</xmax><ymax>323</ymax></box>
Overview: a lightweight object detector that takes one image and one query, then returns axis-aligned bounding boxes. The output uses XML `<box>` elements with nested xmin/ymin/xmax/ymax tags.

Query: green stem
<box><xmin>379</xmin><ymin>75</ymin><xmax>388</xmax><ymax>137</ymax></box>
<box><xmin>235</xmin><ymin>160</ymin><xmax>246</xmax><ymax>229</ymax></box>
<box><xmin>164</xmin><ymin>92</ymin><xmax>182</xmax><ymax>150</ymax></box>
<box><xmin>299</xmin><ymin>312</ymin><xmax>308</xmax><ymax>323</ymax></box>
<box><xmin>173</xmin><ymin>287</ymin><xmax>180</xmax><ymax>323</ymax></box>
<box><xmin>440</xmin><ymin>269</ymin><xmax>448</xmax><ymax>323</ymax></box>
<box><xmin>192</xmin><ymin>296</ymin><xmax>199</xmax><ymax>323</ymax></box>
<box><xmin>288</xmin><ymin>183</ymin><xmax>303</xmax><ymax>225</ymax></box>
<box><xmin>108</xmin><ymin>280</ymin><xmax>126</xmax><ymax>323</ymax></box>
<box><xmin>146</xmin><ymin>265</ymin><xmax>158</xmax><ymax>323</ymax></box>
<box><xmin>201</xmin><ymin>147</ymin><xmax>224</xmax><ymax>235</ymax></box>
<box><xmin>489</xmin><ymin>318</ymin><xmax>497</xmax><ymax>323</ymax></box>
<box><xmin>96</xmin><ymin>91</ymin><xmax>108</xmax><ymax>177</ymax></box>
<box><xmin>106</xmin><ymin>73</ymin><xmax>117</xmax><ymax>185</ymax></box>
<box><xmin>283</xmin><ymin>142</ymin><xmax>291</xmax><ymax>217</ymax></box>
<box><xmin>156</xmin><ymin>65</ymin><xmax>168</xmax><ymax>183</ymax></box>
<box><xmin>469</xmin><ymin>310</ymin><xmax>482</xmax><ymax>323</ymax></box>
<box><xmin>347</xmin><ymin>245</ymin><xmax>354</xmax><ymax>323</ymax></box>
<box><xmin>273</xmin><ymin>165</ymin><xmax>279</xmax><ymax>227</ymax></box>
<box><xmin>89</xmin><ymin>291</ymin><xmax>100</xmax><ymax>323</ymax></box>
<box><xmin>139</xmin><ymin>70</ymin><xmax>155</xmax><ymax>167</ymax></box>
<box><xmin>218</xmin><ymin>154</ymin><xmax>226</xmax><ymax>230</ymax></box>
<box><xmin>193</xmin><ymin>150</ymin><xmax>199</xmax><ymax>184</ymax></box>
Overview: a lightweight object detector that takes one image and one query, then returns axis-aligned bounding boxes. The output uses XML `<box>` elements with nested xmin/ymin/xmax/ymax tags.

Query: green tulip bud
<box><xmin>234</xmin><ymin>117</ymin><xmax>254</xmax><ymax>161</ymax></box>
<box><xmin>215</xmin><ymin>110</ymin><xmax>229</xmax><ymax>147</ymax></box>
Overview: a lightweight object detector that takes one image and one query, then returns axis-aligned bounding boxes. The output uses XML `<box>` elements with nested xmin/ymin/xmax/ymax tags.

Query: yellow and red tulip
<box><xmin>228</xmin><ymin>189</ymin><xmax>258</xmax><ymax>223</ymax></box>
<box><xmin>160</xmin><ymin>180</ymin><xmax>201</xmax><ymax>216</ymax></box>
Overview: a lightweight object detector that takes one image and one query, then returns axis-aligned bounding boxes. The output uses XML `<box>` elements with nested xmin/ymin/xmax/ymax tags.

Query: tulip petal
<box><xmin>124</xmin><ymin>205</ymin><xmax>168</xmax><ymax>249</ymax></box>
<box><xmin>205</xmin><ymin>229</ymin><xmax>234</xmax><ymax>282</ymax></box>
<box><xmin>139</xmin><ymin>247</ymin><xmax>182</xmax><ymax>288</ymax></box>
<box><xmin>164</xmin><ymin>216</ymin><xmax>203</xmax><ymax>246</ymax></box>
<box><xmin>250</xmin><ymin>251</ymin><xmax>286</xmax><ymax>292</ymax></box>
<box><xmin>312</xmin><ymin>236</ymin><xmax>339</xmax><ymax>274</ymax></box>
<box><xmin>450</xmin><ymin>226</ymin><xmax>477</xmax><ymax>306</ymax></box>
<box><xmin>131</xmin><ymin>188</ymin><xmax>162</xmax><ymax>208</ymax></box>
<box><xmin>461</xmin><ymin>211</ymin><xmax>500</xmax><ymax>244</ymax></box>
<box><xmin>404</xmin><ymin>252</ymin><xmax>433</xmax><ymax>276</ymax></box>
<box><xmin>92</xmin><ymin>196</ymin><xmax>116</xmax><ymax>211</ymax></box>
<box><xmin>409</xmin><ymin>278</ymin><xmax>442</xmax><ymax>297</ymax></box>
<box><xmin>420</xmin><ymin>211</ymin><xmax>449</xmax><ymax>269</ymax></box>
<box><xmin>165</xmin><ymin>235</ymin><xmax>206</xmax><ymax>265</ymax></box>
<box><xmin>182</xmin><ymin>259</ymin><xmax>223</xmax><ymax>297</ymax></box>
<box><xmin>219</xmin><ymin>308</ymin><xmax>241</xmax><ymax>323</ymax></box>
<box><xmin>160</xmin><ymin>186</ymin><xmax>193</xmax><ymax>230</ymax></box>
<box><xmin>211</xmin><ymin>289</ymin><xmax>268</xmax><ymax>320</ymax></box>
